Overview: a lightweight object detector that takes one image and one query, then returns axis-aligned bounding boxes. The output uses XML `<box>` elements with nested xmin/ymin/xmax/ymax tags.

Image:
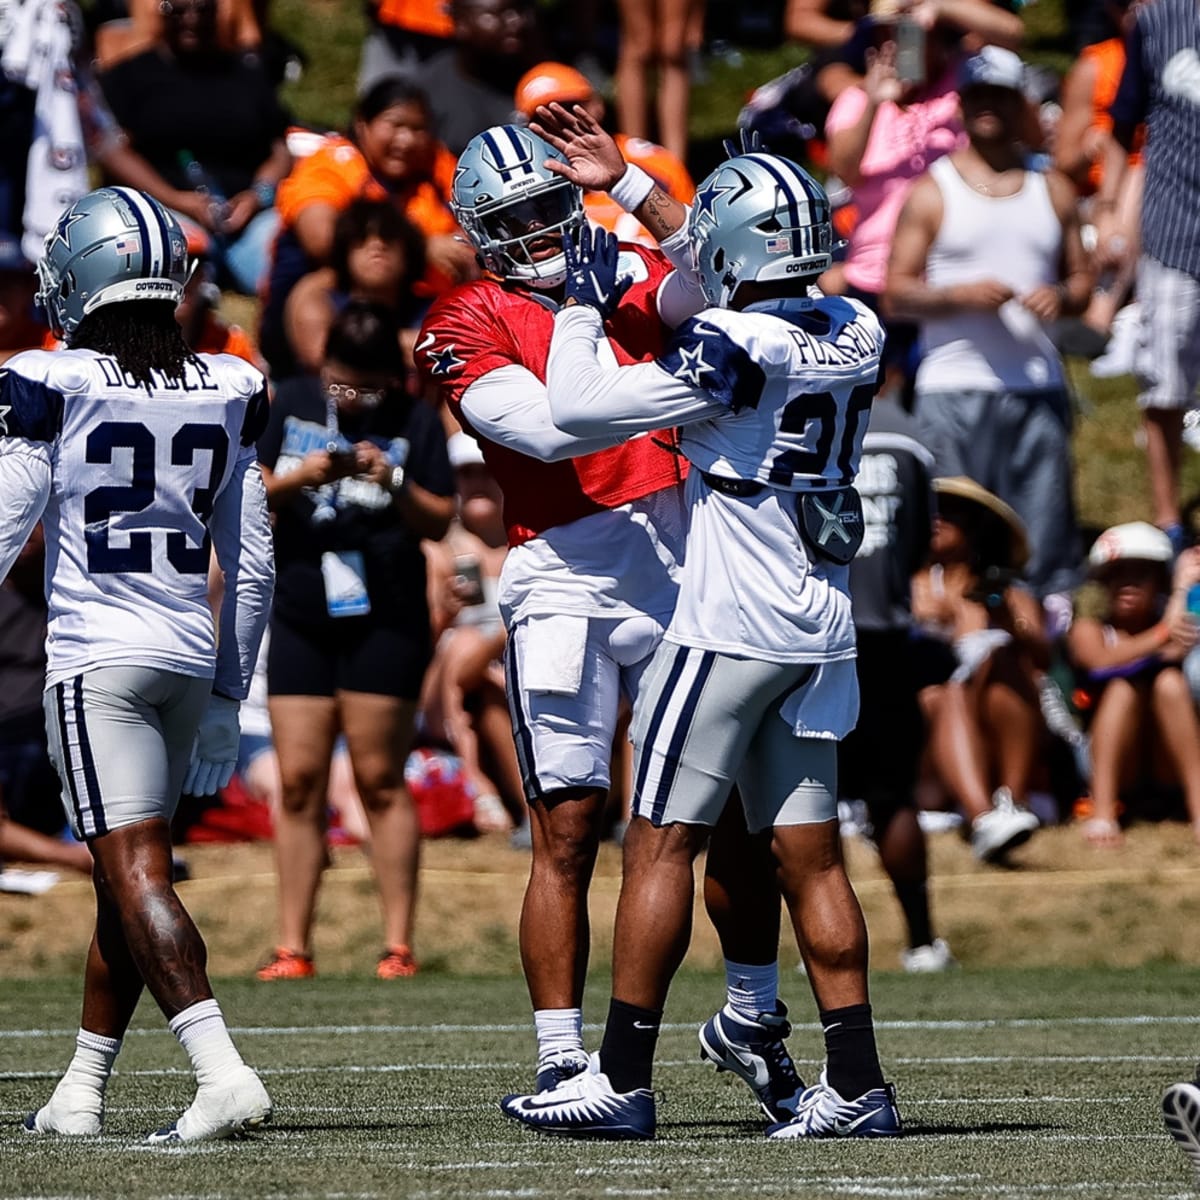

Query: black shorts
<box><xmin>838</xmin><ymin>631</ymin><xmax>924</xmax><ymax>827</ymax></box>
<box><xmin>267</xmin><ymin>613</ymin><xmax>431</xmax><ymax>701</ymax></box>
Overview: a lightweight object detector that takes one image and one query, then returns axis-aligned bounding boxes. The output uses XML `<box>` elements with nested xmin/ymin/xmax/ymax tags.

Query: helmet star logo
<box><xmin>674</xmin><ymin>339</ymin><xmax>712</xmax><ymax>386</ymax></box>
<box><xmin>694</xmin><ymin>176</ymin><xmax>735</xmax><ymax>219</ymax></box>
<box><xmin>48</xmin><ymin>210</ymin><xmax>86</xmax><ymax>255</ymax></box>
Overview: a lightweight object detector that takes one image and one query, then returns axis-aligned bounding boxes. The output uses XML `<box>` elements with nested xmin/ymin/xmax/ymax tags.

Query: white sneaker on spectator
<box><xmin>900</xmin><ymin>938</ymin><xmax>957</xmax><ymax>973</ymax></box>
<box><xmin>1089</xmin><ymin>301</ymin><xmax>1139</xmax><ymax>379</ymax></box>
<box><xmin>970</xmin><ymin>788</ymin><xmax>1039</xmax><ymax>863</ymax></box>
<box><xmin>917</xmin><ymin>810</ymin><xmax>963</xmax><ymax>836</ymax></box>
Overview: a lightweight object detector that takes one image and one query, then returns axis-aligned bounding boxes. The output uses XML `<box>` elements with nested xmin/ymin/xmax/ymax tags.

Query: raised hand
<box><xmin>563</xmin><ymin>224</ymin><xmax>631</xmax><ymax>319</ymax></box>
<box><xmin>530</xmin><ymin>102</ymin><xmax>627</xmax><ymax>192</ymax></box>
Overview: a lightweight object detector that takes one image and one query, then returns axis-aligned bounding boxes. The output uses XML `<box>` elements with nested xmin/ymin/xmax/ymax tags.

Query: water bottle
<box><xmin>1188</xmin><ymin>583</ymin><xmax>1200</xmax><ymax>621</ymax></box>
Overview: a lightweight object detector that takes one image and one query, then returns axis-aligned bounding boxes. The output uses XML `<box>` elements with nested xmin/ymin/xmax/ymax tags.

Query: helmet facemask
<box><xmin>465</xmin><ymin>177</ymin><xmax>583</xmax><ymax>287</ymax></box>
<box><xmin>452</xmin><ymin>126</ymin><xmax>585</xmax><ymax>289</ymax></box>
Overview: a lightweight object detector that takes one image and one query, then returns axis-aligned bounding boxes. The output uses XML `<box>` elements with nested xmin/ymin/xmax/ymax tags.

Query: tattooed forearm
<box><xmin>636</xmin><ymin>187</ymin><xmax>688</xmax><ymax>241</ymax></box>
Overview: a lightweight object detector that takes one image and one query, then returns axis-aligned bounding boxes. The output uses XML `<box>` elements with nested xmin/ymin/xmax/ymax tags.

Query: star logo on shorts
<box><xmin>673</xmin><ymin>339</ymin><xmax>712</xmax><ymax>387</ymax></box>
<box><xmin>813</xmin><ymin>492</ymin><xmax>853</xmax><ymax>546</ymax></box>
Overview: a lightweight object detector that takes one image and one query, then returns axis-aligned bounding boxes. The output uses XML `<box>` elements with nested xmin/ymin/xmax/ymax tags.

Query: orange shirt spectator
<box><xmin>261</xmin><ymin>77</ymin><xmax>473</xmax><ymax>378</ymax></box>
<box><xmin>95</xmin><ymin>0</ymin><xmax>261</xmax><ymax>69</ymax></box>
<box><xmin>1056</xmin><ymin>36</ymin><xmax>1143</xmax><ymax>196</ymax></box>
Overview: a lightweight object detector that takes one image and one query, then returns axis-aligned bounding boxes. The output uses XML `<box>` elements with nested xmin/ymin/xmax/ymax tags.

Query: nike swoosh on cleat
<box><xmin>832</xmin><ymin>1107</ymin><xmax>887</xmax><ymax>1135</ymax></box>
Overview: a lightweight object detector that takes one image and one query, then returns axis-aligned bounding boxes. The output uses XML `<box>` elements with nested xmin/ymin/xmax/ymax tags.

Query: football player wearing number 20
<box><xmin>500</xmin><ymin>104</ymin><xmax>901</xmax><ymax>1140</ymax></box>
<box><xmin>420</xmin><ymin>117</ymin><xmax>805</xmax><ymax>1123</ymax></box>
<box><xmin>0</xmin><ymin>188</ymin><xmax>275</xmax><ymax>1144</ymax></box>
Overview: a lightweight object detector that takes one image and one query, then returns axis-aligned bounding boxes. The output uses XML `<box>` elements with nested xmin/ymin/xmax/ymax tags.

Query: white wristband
<box><xmin>609</xmin><ymin>163</ymin><xmax>655</xmax><ymax>213</ymax></box>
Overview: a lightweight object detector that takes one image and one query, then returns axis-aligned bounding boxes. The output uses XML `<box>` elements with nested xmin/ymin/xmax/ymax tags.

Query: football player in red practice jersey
<box><xmin>417</xmin><ymin>121</ymin><xmax>804</xmax><ymax>1123</ymax></box>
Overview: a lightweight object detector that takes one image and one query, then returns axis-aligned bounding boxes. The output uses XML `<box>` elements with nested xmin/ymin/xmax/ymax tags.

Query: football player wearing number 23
<box><xmin>499</xmin><ymin>104</ymin><xmax>901</xmax><ymax>1140</ymax></box>
<box><xmin>0</xmin><ymin>188</ymin><xmax>275</xmax><ymax>1144</ymax></box>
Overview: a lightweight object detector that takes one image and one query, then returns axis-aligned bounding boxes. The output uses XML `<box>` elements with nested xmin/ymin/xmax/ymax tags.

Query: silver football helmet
<box><xmin>689</xmin><ymin>153</ymin><xmax>833</xmax><ymax>309</ymax></box>
<box><xmin>451</xmin><ymin>125</ymin><xmax>584</xmax><ymax>288</ymax></box>
<box><xmin>36</xmin><ymin>187</ymin><xmax>189</xmax><ymax>343</ymax></box>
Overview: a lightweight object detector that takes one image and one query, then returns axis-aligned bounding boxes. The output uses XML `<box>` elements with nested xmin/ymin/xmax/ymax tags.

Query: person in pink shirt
<box><xmin>822</xmin><ymin>0</ymin><xmax>992</xmax><ymax>399</ymax></box>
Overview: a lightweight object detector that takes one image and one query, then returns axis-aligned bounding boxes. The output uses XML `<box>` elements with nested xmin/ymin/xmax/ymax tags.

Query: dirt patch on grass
<box><xmin>3</xmin><ymin>821</ymin><xmax>1198</xmax><ymax>978</ymax></box>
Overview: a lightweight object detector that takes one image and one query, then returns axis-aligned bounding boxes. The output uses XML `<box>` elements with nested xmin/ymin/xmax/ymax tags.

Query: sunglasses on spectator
<box><xmin>325</xmin><ymin>382</ymin><xmax>388</xmax><ymax>407</ymax></box>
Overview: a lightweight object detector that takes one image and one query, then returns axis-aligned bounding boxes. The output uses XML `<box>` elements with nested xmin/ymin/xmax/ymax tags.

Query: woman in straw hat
<box><xmin>1066</xmin><ymin>524</ymin><xmax>1200</xmax><ymax>847</ymax></box>
<box><xmin>911</xmin><ymin>477</ymin><xmax>1044</xmax><ymax>863</ymax></box>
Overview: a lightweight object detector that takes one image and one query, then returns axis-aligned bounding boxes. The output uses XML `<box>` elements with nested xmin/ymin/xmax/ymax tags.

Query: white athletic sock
<box><xmin>724</xmin><ymin>959</ymin><xmax>779</xmax><ymax>1022</ymax></box>
<box><xmin>54</xmin><ymin>1029</ymin><xmax>121</xmax><ymax>1110</ymax></box>
<box><xmin>533</xmin><ymin>1007</ymin><xmax>585</xmax><ymax>1066</ymax></box>
<box><xmin>168</xmin><ymin>999</ymin><xmax>245</xmax><ymax>1090</ymax></box>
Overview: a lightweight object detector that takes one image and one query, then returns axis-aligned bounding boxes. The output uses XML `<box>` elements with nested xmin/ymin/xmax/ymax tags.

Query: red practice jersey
<box><xmin>417</xmin><ymin>243</ymin><xmax>686</xmax><ymax>547</ymax></box>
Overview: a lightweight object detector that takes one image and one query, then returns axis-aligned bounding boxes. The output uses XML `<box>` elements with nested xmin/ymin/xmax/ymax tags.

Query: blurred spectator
<box><xmin>284</xmin><ymin>199</ymin><xmax>427</xmax><ymax>378</ymax></box>
<box><xmin>912</xmin><ymin>477</ymin><xmax>1045</xmax><ymax>863</ymax></box>
<box><xmin>1053</xmin><ymin>0</ymin><xmax>1142</xmax><ymax>355</ymax></box>
<box><xmin>176</xmin><ymin>234</ymin><xmax>261</xmax><ymax>366</ymax></box>
<box><xmin>415</xmin><ymin>0</ymin><xmax>544</xmax><ymax>155</ymax></box>
<box><xmin>612</xmin><ymin>0</ymin><xmax>703</xmax><ymax>163</ymax></box>
<box><xmin>841</xmin><ymin>397</ymin><xmax>953</xmax><ymax>971</ymax></box>
<box><xmin>92</xmin><ymin>0</ymin><xmax>262</xmax><ymax>67</ymax></box>
<box><xmin>0</xmin><ymin>237</ymin><xmax>47</xmax><ymax>361</ymax></box>
<box><xmin>359</xmin><ymin>0</ymin><xmax>455</xmax><ymax>93</ymax></box>
<box><xmin>821</xmin><ymin>2</ymin><xmax>973</xmax><ymax>399</ymax></box>
<box><xmin>97</xmin><ymin>0</ymin><xmax>291</xmax><ymax>293</ymax></box>
<box><xmin>816</xmin><ymin>0</ymin><xmax>1024</xmax><ymax>110</ymax></box>
<box><xmin>255</xmin><ymin>302</ymin><xmax>455</xmax><ymax>980</ymax></box>
<box><xmin>887</xmin><ymin>47</ymin><xmax>1091</xmax><ymax>602</ymax></box>
<box><xmin>262</xmin><ymin>77</ymin><xmax>472</xmax><ymax>379</ymax></box>
<box><xmin>1</xmin><ymin>0</ymin><xmax>93</xmax><ymax>260</ymax></box>
<box><xmin>512</xmin><ymin>61</ymin><xmax>694</xmax><ymax>244</ymax></box>
<box><xmin>0</xmin><ymin>0</ymin><xmax>245</xmax><ymax>270</ymax></box>
<box><xmin>786</xmin><ymin>0</ymin><xmax>870</xmax><ymax>50</ymax></box>
<box><xmin>0</xmin><ymin>524</ymin><xmax>92</xmax><ymax>875</ymax></box>
<box><xmin>420</xmin><ymin>432</ymin><xmax>522</xmax><ymax>833</ymax></box>
<box><xmin>1067</xmin><ymin>524</ymin><xmax>1200</xmax><ymax>847</ymax></box>
<box><xmin>1096</xmin><ymin>0</ymin><xmax>1200</xmax><ymax>550</ymax></box>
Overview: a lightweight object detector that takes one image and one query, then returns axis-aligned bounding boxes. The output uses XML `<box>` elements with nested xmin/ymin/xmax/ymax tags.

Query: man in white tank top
<box><xmin>886</xmin><ymin>47</ymin><xmax>1093</xmax><ymax>602</ymax></box>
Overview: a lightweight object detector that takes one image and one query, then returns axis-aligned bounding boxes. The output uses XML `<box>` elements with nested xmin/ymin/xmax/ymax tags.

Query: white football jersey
<box><xmin>0</xmin><ymin>348</ymin><xmax>274</xmax><ymax>696</ymax></box>
<box><xmin>546</xmin><ymin>295</ymin><xmax>883</xmax><ymax>662</ymax></box>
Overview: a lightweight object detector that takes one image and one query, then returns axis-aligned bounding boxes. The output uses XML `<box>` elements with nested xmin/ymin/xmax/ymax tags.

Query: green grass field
<box><xmin>3</xmin><ymin>966</ymin><xmax>1199</xmax><ymax>1198</ymax></box>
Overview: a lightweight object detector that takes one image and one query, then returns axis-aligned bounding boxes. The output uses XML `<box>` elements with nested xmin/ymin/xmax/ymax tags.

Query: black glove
<box><xmin>563</xmin><ymin>224</ymin><xmax>631</xmax><ymax>319</ymax></box>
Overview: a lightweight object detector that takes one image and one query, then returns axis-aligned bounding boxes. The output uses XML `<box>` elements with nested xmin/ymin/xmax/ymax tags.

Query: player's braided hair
<box><xmin>72</xmin><ymin>301</ymin><xmax>199</xmax><ymax>390</ymax></box>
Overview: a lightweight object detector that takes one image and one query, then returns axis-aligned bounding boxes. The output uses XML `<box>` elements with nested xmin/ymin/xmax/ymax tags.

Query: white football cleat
<box><xmin>1163</xmin><ymin>1080</ymin><xmax>1200</xmax><ymax>1179</ymax></box>
<box><xmin>146</xmin><ymin>1066</ymin><xmax>272</xmax><ymax>1144</ymax></box>
<box><xmin>22</xmin><ymin>1080</ymin><xmax>103</xmax><ymax>1136</ymax></box>
<box><xmin>501</xmin><ymin>1053</ymin><xmax>655</xmax><ymax>1139</ymax></box>
<box><xmin>766</xmin><ymin>1069</ymin><xmax>901</xmax><ymax>1140</ymax></box>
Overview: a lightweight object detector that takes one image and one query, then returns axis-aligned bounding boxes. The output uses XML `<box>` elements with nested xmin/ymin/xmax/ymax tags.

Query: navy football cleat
<box><xmin>698</xmin><ymin>1003</ymin><xmax>805</xmax><ymax>1121</ymax></box>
